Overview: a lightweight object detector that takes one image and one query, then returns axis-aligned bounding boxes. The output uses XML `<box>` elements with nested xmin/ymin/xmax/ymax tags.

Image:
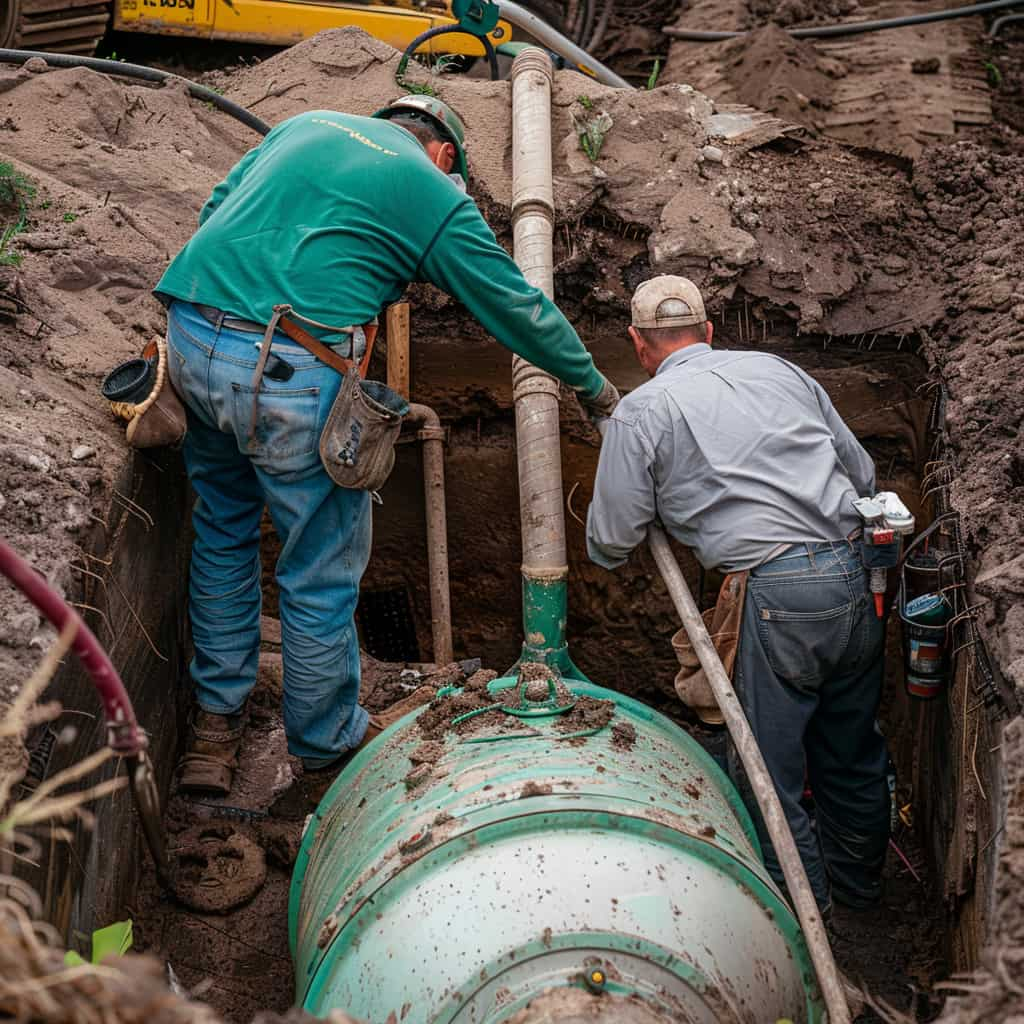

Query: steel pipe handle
<box><xmin>646</xmin><ymin>524</ymin><xmax>852</xmax><ymax>1024</ymax></box>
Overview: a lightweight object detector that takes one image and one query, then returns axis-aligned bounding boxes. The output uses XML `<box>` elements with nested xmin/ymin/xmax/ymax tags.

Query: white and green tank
<box><xmin>289</xmin><ymin>669</ymin><xmax>824</xmax><ymax>1023</ymax></box>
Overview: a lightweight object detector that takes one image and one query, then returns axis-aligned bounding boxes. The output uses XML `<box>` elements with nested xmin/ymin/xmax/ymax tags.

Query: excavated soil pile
<box><xmin>665</xmin><ymin>0</ymin><xmax>995</xmax><ymax>158</ymax></box>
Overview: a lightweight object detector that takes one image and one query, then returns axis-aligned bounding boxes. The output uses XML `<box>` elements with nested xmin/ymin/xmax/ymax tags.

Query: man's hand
<box><xmin>582</xmin><ymin>377</ymin><xmax>620</xmax><ymax>429</ymax></box>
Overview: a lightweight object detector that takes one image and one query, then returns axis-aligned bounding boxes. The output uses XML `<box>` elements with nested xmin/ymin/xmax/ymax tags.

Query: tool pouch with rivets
<box><xmin>319</xmin><ymin>367</ymin><xmax>409</xmax><ymax>492</ymax></box>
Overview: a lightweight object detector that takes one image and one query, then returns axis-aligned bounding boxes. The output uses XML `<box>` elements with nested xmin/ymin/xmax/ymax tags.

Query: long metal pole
<box><xmin>405</xmin><ymin>404</ymin><xmax>454</xmax><ymax>666</ymax></box>
<box><xmin>646</xmin><ymin>524</ymin><xmax>852</xmax><ymax>1024</ymax></box>
<box><xmin>498</xmin><ymin>2</ymin><xmax>632</xmax><ymax>89</ymax></box>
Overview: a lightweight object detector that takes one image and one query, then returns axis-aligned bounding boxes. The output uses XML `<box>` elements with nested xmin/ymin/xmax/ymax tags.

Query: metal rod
<box><xmin>499</xmin><ymin>2</ymin><xmax>632</xmax><ymax>88</ymax></box>
<box><xmin>664</xmin><ymin>0</ymin><xmax>1024</xmax><ymax>40</ymax></box>
<box><xmin>406</xmin><ymin>404</ymin><xmax>454</xmax><ymax>666</ymax></box>
<box><xmin>646</xmin><ymin>524</ymin><xmax>852</xmax><ymax>1024</ymax></box>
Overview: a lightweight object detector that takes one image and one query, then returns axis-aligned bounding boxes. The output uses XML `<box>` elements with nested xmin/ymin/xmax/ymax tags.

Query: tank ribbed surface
<box><xmin>289</xmin><ymin>679</ymin><xmax>824</xmax><ymax>1023</ymax></box>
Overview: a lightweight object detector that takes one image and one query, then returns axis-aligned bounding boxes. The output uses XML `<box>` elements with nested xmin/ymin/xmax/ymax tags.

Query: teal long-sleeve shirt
<box><xmin>155</xmin><ymin>110</ymin><xmax>605</xmax><ymax>400</ymax></box>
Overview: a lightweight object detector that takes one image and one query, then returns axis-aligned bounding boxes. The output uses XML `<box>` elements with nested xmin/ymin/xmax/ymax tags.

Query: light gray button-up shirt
<box><xmin>586</xmin><ymin>344</ymin><xmax>876</xmax><ymax>573</ymax></box>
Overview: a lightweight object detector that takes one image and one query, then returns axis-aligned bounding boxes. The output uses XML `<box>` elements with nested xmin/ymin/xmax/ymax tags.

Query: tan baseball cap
<box><xmin>631</xmin><ymin>276</ymin><xmax>707</xmax><ymax>329</ymax></box>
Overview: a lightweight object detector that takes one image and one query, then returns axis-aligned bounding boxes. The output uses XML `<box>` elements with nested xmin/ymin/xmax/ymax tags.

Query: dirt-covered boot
<box><xmin>177</xmin><ymin>709</ymin><xmax>247</xmax><ymax>797</ymax></box>
<box><xmin>268</xmin><ymin>687</ymin><xmax>434</xmax><ymax>820</ymax></box>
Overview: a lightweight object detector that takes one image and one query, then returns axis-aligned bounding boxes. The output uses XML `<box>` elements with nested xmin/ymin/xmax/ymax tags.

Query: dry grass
<box><xmin>0</xmin><ymin>620</ymin><xmax>223</xmax><ymax>1024</ymax></box>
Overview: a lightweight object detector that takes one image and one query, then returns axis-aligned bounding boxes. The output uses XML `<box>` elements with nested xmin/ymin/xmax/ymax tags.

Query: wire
<box><xmin>0</xmin><ymin>48</ymin><xmax>271</xmax><ymax>135</ymax></box>
<box><xmin>989</xmin><ymin>11</ymin><xmax>1024</xmax><ymax>35</ymax></box>
<box><xmin>664</xmin><ymin>0</ymin><xmax>1024</xmax><ymax>41</ymax></box>
<box><xmin>396</xmin><ymin>24</ymin><xmax>500</xmax><ymax>82</ymax></box>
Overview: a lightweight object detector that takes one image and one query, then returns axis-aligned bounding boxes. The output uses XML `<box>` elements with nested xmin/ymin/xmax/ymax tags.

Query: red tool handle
<box><xmin>0</xmin><ymin>538</ymin><xmax>145</xmax><ymax>757</ymax></box>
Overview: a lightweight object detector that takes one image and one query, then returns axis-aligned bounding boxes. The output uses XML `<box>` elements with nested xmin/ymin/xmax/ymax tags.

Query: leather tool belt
<box><xmin>248</xmin><ymin>304</ymin><xmax>407</xmax><ymax>492</ymax></box>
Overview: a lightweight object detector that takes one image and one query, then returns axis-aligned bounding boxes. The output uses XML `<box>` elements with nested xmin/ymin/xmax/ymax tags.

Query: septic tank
<box><xmin>289</xmin><ymin>670</ymin><xmax>824</xmax><ymax>1023</ymax></box>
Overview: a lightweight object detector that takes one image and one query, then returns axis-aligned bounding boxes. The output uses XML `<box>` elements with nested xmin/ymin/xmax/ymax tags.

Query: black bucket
<box><xmin>102</xmin><ymin>357</ymin><xmax>156</xmax><ymax>405</ymax></box>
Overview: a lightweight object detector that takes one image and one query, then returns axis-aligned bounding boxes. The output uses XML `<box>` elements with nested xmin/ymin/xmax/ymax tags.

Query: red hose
<box><xmin>0</xmin><ymin>538</ymin><xmax>145</xmax><ymax>757</ymax></box>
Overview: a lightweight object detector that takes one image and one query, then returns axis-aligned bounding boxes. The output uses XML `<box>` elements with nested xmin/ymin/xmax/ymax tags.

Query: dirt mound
<box><xmin>666</xmin><ymin>23</ymin><xmax>837</xmax><ymax>126</ymax></box>
<box><xmin>665</xmin><ymin>0</ymin><xmax>994</xmax><ymax>158</ymax></box>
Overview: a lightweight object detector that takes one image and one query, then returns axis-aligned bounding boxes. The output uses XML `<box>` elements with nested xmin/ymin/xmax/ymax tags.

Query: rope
<box><xmin>108</xmin><ymin>336</ymin><xmax>169</xmax><ymax>423</ymax></box>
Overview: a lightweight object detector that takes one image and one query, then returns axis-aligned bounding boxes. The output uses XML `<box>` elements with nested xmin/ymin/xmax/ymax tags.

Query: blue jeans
<box><xmin>167</xmin><ymin>300</ymin><xmax>370</xmax><ymax>768</ymax></box>
<box><xmin>730</xmin><ymin>540</ymin><xmax>891</xmax><ymax>912</ymax></box>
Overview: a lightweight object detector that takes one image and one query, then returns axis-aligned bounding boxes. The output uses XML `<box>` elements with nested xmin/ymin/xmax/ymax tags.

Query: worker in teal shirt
<box><xmin>156</xmin><ymin>97</ymin><xmax>618</xmax><ymax>809</ymax></box>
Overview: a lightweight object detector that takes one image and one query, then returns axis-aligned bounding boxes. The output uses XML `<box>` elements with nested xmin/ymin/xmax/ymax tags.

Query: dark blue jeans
<box><xmin>167</xmin><ymin>300</ymin><xmax>371</xmax><ymax>767</ymax></box>
<box><xmin>730</xmin><ymin>540</ymin><xmax>891</xmax><ymax>912</ymax></box>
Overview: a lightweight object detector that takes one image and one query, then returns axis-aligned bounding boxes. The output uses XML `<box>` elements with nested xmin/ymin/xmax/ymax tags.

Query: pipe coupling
<box><xmin>510</xmin><ymin>46</ymin><xmax>554</xmax><ymax>83</ymax></box>
<box><xmin>512</xmin><ymin>356</ymin><xmax>560</xmax><ymax>399</ymax></box>
<box><xmin>417</xmin><ymin>426</ymin><xmax>447</xmax><ymax>443</ymax></box>
<box><xmin>522</xmin><ymin>565</ymin><xmax>569</xmax><ymax>582</ymax></box>
<box><xmin>511</xmin><ymin>196</ymin><xmax>555</xmax><ymax>226</ymax></box>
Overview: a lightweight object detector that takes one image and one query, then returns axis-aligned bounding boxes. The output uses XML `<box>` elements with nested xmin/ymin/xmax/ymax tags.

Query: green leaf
<box><xmin>646</xmin><ymin>59</ymin><xmax>661</xmax><ymax>91</ymax></box>
<box><xmin>91</xmin><ymin>919</ymin><xmax>133</xmax><ymax>962</ymax></box>
<box><xmin>63</xmin><ymin>950</ymin><xmax>88</xmax><ymax>967</ymax></box>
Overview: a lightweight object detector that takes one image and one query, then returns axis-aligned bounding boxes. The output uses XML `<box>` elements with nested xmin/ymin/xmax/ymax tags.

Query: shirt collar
<box><xmin>655</xmin><ymin>343</ymin><xmax>712</xmax><ymax>376</ymax></box>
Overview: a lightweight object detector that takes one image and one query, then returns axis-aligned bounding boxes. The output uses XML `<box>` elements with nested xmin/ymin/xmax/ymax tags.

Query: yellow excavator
<box><xmin>0</xmin><ymin>0</ymin><xmax>626</xmax><ymax>86</ymax></box>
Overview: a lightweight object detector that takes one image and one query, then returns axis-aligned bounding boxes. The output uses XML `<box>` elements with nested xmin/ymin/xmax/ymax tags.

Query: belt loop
<box><xmin>806</xmin><ymin>542</ymin><xmax>817</xmax><ymax>569</ymax></box>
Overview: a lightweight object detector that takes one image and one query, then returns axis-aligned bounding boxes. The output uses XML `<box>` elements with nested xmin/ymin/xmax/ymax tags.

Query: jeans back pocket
<box><xmin>231</xmin><ymin>383</ymin><xmax>320</xmax><ymax>459</ymax></box>
<box><xmin>751</xmin><ymin>582</ymin><xmax>856</xmax><ymax>689</ymax></box>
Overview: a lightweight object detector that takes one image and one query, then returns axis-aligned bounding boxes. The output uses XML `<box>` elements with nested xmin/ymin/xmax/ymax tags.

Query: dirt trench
<box><xmin>0</xmin><ymin>17</ymin><xmax>1022</xmax><ymax>1024</ymax></box>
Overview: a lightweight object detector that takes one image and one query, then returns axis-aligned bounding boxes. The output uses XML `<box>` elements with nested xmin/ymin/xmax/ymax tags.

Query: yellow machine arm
<box><xmin>114</xmin><ymin>0</ymin><xmax>508</xmax><ymax>55</ymax></box>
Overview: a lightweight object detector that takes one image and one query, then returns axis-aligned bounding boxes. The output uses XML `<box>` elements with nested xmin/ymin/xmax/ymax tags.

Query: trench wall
<box><xmin>4</xmin><ymin>446</ymin><xmax>189</xmax><ymax>947</ymax></box>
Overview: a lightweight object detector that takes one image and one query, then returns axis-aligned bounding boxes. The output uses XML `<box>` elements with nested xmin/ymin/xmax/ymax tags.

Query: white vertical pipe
<box><xmin>510</xmin><ymin>48</ymin><xmax>567</xmax><ymax>580</ymax></box>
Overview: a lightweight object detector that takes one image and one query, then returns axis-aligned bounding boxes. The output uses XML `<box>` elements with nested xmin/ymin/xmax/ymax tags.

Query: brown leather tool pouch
<box><xmin>103</xmin><ymin>336</ymin><xmax>187</xmax><ymax>449</ymax></box>
<box><xmin>671</xmin><ymin>569</ymin><xmax>749</xmax><ymax>726</ymax></box>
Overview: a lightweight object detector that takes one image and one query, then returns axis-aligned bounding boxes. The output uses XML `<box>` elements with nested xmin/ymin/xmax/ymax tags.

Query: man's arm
<box><xmin>793</xmin><ymin>365</ymin><xmax>876</xmax><ymax>496</ymax></box>
<box><xmin>198</xmin><ymin>144</ymin><xmax>264</xmax><ymax>227</ymax></box>
<box><xmin>417</xmin><ymin>202</ymin><xmax>607</xmax><ymax>400</ymax></box>
<box><xmin>586</xmin><ymin>415</ymin><xmax>658</xmax><ymax>569</ymax></box>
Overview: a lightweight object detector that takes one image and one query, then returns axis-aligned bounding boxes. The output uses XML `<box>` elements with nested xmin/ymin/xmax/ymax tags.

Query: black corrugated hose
<box><xmin>664</xmin><ymin>0</ymin><xmax>1024</xmax><ymax>41</ymax></box>
<box><xmin>396</xmin><ymin>24</ymin><xmax>500</xmax><ymax>81</ymax></box>
<box><xmin>0</xmin><ymin>47</ymin><xmax>271</xmax><ymax>135</ymax></box>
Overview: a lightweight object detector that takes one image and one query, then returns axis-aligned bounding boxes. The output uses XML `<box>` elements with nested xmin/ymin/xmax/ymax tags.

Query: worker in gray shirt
<box><xmin>587</xmin><ymin>275</ymin><xmax>891</xmax><ymax>919</ymax></box>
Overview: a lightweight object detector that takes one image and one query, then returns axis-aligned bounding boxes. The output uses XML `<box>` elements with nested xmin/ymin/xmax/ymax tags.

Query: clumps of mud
<box><xmin>611</xmin><ymin>721</ymin><xmax>638</xmax><ymax>750</ymax></box>
<box><xmin>415</xmin><ymin>666</ymin><xmax>617</xmax><ymax>748</ymax></box>
<box><xmin>166</xmin><ymin>823</ymin><xmax>267</xmax><ymax>913</ymax></box>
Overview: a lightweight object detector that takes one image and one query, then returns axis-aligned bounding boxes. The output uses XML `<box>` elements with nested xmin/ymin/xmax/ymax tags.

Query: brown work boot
<box><xmin>177</xmin><ymin>709</ymin><xmax>247</xmax><ymax>796</ymax></box>
<box><xmin>268</xmin><ymin>687</ymin><xmax>434</xmax><ymax>820</ymax></box>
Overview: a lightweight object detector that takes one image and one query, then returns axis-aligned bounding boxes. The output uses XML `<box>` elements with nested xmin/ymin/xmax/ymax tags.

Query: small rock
<box><xmin>911</xmin><ymin>57</ymin><xmax>940</xmax><ymax>74</ymax></box>
<box><xmin>23</xmin><ymin>56</ymin><xmax>49</xmax><ymax>73</ymax></box>
<box><xmin>1012</xmin><ymin>304</ymin><xmax>1024</xmax><ymax>324</ymax></box>
<box><xmin>71</xmin><ymin>444</ymin><xmax>95</xmax><ymax>461</ymax></box>
<box><xmin>592</xmin><ymin>165</ymin><xmax>607</xmax><ymax>180</ymax></box>
<box><xmin>740</xmin><ymin>211</ymin><xmax>761</xmax><ymax>230</ymax></box>
<box><xmin>180</xmin><ymin>149</ymin><xmax>194</xmax><ymax>160</ymax></box>
<box><xmin>700</xmin><ymin>145</ymin><xmax>724</xmax><ymax>164</ymax></box>
<box><xmin>957</xmin><ymin>222</ymin><xmax>974</xmax><ymax>240</ymax></box>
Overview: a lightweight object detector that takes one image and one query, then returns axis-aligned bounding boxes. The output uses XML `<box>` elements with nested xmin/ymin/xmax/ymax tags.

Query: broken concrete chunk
<box><xmin>701</xmin><ymin>145</ymin><xmax>724</xmax><ymax>163</ymax></box>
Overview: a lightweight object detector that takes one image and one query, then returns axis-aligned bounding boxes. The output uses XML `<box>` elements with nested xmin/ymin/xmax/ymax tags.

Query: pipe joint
<box><xmin>512</xmin><ymin>357</ymin><xmax>560</xmax><ymax>397</ymax></box>
<box><xmin>510</xmin><ymin>46</ymin><xmax>554</xmax><ymax>83</ymax></box>
<box><xmin>417</xmin><ymin>426</ymin><xmax>448</xmax><ymax>444</ymax></box>
<box><xmin>511</xmin><ymin>197</ymin><xmax>555</xmax><ymax>225</ymax></box>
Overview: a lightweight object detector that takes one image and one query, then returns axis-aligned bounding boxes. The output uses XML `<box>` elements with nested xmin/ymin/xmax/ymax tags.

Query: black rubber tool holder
<box><xmin>0</xmin><ymin>538</ymin><xmax>169</xmax><ymax>886</ymax></box>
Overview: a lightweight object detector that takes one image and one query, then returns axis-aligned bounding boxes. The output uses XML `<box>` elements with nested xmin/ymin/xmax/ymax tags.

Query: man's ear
<box><xmin>436</xmin><ymin>141</ymin><xmax>456</xmax><ymax>172</ymax></box>
<box><xmin>705</xmin><ymin>320</ymin><xmax>714</xmax><ymax>346</ymax></box>
<box><xmin>628</xmin><ymin>325</ymin><xmax>645</xmax><ymax>359</ymax></box>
